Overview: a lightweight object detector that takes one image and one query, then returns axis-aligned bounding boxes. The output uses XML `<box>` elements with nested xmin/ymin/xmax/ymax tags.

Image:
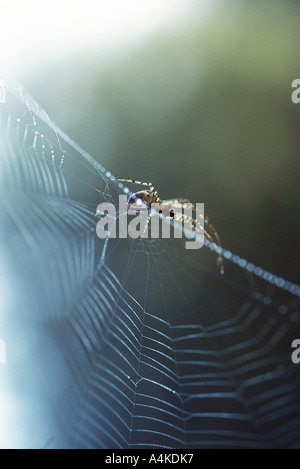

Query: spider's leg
<box><xmin>111</xmin><ymin>179</ymin><xmax>155</xmax><ymax>189</ymax></box>
<box><xmin>191</xmin><ymin>207</ymin><xmax>224</xmax><ymax>274</ymax></box>
<box><xmin>203</xmin><ymin>213</ymin><xmax>222</xmax><ymax>250</ymax></box>
<box><xmin>202</xmin><ymin>213</ymin><xmax>224</xmax><ymax>275</ymax></box>
<box><xmin>163</xmin><ymin>199</ymin><xmax>191</xmax><ymax>206</ymax></box>
<box><xmin>191</xmin><ymin>214</ymin><xmax>224</xmax><ymax>275</ymax></box>
<box><xmin>141</xmin><ymin>211</ymin><xmax>152</xmax><ymax>238</ymax></box>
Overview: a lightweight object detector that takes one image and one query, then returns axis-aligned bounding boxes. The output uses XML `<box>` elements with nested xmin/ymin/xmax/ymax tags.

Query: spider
<box><xmin>111</xmin><ymin>178</ymin><xmax>224</xmax><ymax>274</ymax></box>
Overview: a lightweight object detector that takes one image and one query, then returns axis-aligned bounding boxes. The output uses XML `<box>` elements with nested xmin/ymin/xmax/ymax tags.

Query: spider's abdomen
<box><xmin>127</xmin><ymin>190</ymin><xmax>154</xmax><ymax>210</ymax></box>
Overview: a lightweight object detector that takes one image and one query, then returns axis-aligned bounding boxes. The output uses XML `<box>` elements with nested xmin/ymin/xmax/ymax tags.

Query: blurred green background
<box><xmin>19</xmin><ymin>0</ymin><xmax>300</xmax><ymax>285</ymax></box>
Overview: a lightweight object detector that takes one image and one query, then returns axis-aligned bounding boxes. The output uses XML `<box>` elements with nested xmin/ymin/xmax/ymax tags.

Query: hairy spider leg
<box><xmin>196</xmin><ymin>209</ymin><xmax>224</xmax><ymax>274</ymax></box>
<box><xmin>111</xmin><ymin>178</ymin><xmax>155</xmax><ymax>191</ymax></box>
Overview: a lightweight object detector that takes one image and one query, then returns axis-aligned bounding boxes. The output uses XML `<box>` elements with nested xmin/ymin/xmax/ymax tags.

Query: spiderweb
<box><xmin>1</xmin><ymin>79</ymin><xmax>300</xmax><ymax>449</ymax></box>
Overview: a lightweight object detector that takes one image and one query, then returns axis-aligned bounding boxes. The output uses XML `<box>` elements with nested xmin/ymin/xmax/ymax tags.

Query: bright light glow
<box><xmin>0</xmin><ymin>340</ymin><xmax>5</xmax><ymax>364</ymax></box>
<box><xmin>0</xmin><ymin>261</ymin><xmax>14</xmax><ymax>448</ymax></box>
<box><xmin>0</xmin><ymin>258</ymin><xmax>12</xmax><ymax>320</ymax></box>
<box><xmin>0</xmin><ymin>391</ymin><xmax>22</xmax><ymax>449</ymax></box>
<box><xmin>0</xmin><ymin>260</ymin><xmax>52</xmax><ymax>449</ymax></box>
<box><xmin>0</xmin><ymin>0</ymin><xmax>216</xmax><ymax>73</ymax></box>
<box><xmin>0</xmin><ymin>386</ymin><xmax>53</xmax><ymax>449</ymax></box>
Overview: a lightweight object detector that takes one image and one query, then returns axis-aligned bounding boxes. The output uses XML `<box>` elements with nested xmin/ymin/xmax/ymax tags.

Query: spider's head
<box><xmin>127</xmin><ymin>190</ymin><xmax>154</xmax><ymax>211</ymax></box>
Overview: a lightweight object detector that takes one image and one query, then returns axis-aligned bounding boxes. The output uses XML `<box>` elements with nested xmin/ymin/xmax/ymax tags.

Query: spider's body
<box><xmin>111</xmin><ymin>178</ymin><xmax>224</xmax><ymax>274</ymax></box>
<box><xmin>127</xmin><ymin>188</ymin><xmax>159</xmax><ymax>211</ymax></box>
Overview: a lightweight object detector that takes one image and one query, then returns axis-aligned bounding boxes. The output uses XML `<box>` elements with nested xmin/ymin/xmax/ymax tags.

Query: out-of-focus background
<box><xmin>2</xmin><ymin>0</ymin><xmax>300</xmax><ymax>284</ymax></box>
<box><xmin>1</xmin><ymin>0</ymin><xmax>300</xmax><ymax>450</ymax></box>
